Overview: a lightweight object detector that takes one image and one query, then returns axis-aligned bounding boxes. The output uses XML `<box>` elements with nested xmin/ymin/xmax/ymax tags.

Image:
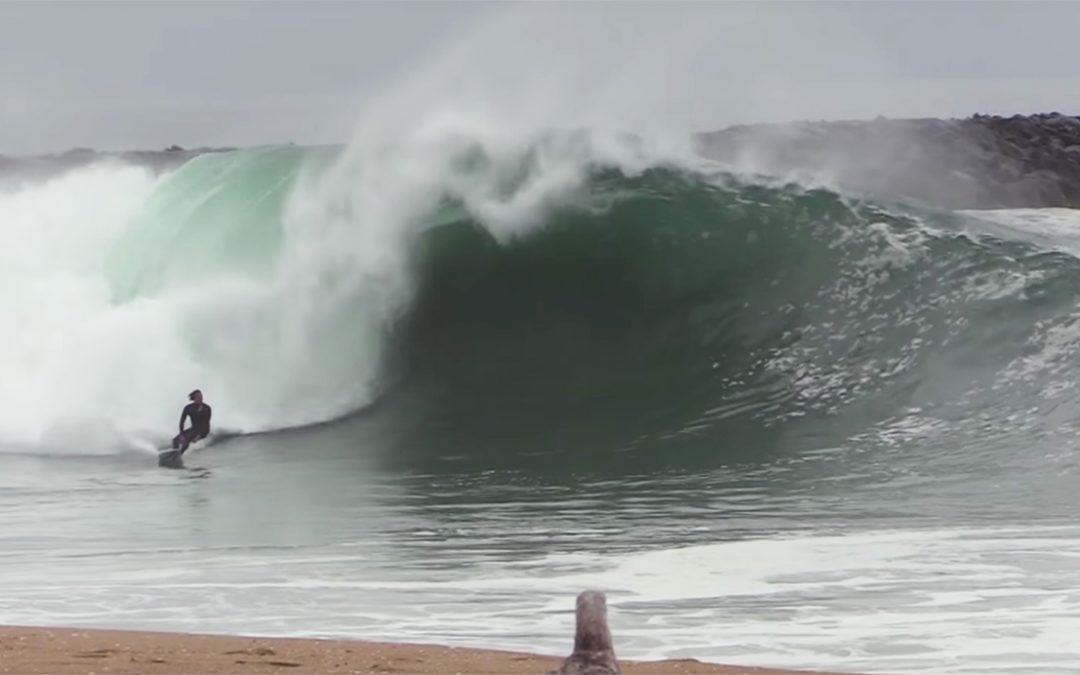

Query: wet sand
<box><xmin>0</xmin><ymin>626</ymin><xmax>851</xmax><ymax>674</ymax></box>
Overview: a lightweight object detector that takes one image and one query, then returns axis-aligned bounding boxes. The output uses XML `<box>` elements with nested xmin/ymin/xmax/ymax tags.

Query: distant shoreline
<box><xmin>0</xmin><ymin>624</ymin><xmax>854</xmax><ymax>675</ymax></box>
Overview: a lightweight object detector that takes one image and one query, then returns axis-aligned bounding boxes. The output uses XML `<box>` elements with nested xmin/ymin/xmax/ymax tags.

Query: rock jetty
<box><xmin>696</xmin><ymin>113</ymin><xmax>1080</xmax><ymax>209</ymax></box>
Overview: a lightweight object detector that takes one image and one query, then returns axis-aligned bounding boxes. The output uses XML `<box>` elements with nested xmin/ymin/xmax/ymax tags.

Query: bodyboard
<box><xmin>158</xmin><ymin>449</ymin><xmax>184</xmax><ymax>469</ymax></box>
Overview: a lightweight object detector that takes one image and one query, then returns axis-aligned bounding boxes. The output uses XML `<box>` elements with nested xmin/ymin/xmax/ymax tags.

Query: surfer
<box><xmin>173</xmin><ymin>389</ymin><xmax>212</xmax><ymax>453</ymax></box>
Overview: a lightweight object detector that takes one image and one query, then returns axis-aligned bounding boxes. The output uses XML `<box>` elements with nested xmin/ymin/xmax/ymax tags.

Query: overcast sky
<box><xmin>3</xmin><ymin>1</ymin><xmax>1080</xmax><ymax>155</ymax></box>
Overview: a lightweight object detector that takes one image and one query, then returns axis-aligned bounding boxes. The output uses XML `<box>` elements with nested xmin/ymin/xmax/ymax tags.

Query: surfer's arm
<box><xmin>178</xmin><ymin>407</ymin><xmax>189</xmax><ymax>433</ymax></box>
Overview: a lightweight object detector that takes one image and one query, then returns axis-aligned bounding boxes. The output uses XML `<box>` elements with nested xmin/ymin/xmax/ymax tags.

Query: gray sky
<box><xmin>3</xmin><ymin>1</ymin><xmax>1080</xmax><ymax>155</ymax></box>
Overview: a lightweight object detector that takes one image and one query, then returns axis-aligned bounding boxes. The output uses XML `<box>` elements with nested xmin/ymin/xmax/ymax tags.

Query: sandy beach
<box><xmin>0</xmin><ymin>626</ymin><xmax>851</xmax><ymax>675</ymax></box>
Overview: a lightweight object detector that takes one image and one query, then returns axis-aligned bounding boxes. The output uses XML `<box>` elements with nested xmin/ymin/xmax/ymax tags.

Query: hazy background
<box><xmin>3</xmin><ymin>1</ymin><xmax>1080</xmax><ymax>155</ymax></box>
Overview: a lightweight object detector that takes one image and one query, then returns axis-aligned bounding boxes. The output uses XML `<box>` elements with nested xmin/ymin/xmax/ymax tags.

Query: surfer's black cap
<box><xmin>188</xmin><ymin>389</ymin><xmax>202</xmax><ymax>400</ymax></box>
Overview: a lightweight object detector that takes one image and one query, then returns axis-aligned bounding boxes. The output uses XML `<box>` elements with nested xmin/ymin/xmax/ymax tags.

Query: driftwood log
<box><xmin>549</xmin><ymin>591</ymin><xmax>620</xmax><ymax>675</ymax></box>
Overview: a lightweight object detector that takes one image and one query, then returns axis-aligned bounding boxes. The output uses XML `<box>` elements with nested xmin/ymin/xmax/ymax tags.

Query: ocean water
<box><xmin>2</xmin><ymin>131</ymin><xmax>1080</xmax><ymax>675</ymax></box>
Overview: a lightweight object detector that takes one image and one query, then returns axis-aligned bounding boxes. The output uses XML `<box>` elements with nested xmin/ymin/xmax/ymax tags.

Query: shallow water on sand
<box><xmin>2</xmin><ymin>418</ymin><xmax>1080</xmax><ymax>675</ymax></box>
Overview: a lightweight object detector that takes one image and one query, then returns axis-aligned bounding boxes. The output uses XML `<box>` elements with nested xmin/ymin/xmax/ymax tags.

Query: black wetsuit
<box><xmin>174</xmin><ymin>403</ymin><xmax>212</xmax><ymax>452</ymax></box>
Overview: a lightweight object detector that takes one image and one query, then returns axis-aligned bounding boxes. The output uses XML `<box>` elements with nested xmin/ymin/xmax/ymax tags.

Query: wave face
<box><xmin>4</xmin><ymin>132</ymin><xmax>1080</xmax><ymax>467</ymax></box>
<box><xmin>388</xmin><ymin>171</ymin><xmax>1080</xmax><ymax>472</ymax></box>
